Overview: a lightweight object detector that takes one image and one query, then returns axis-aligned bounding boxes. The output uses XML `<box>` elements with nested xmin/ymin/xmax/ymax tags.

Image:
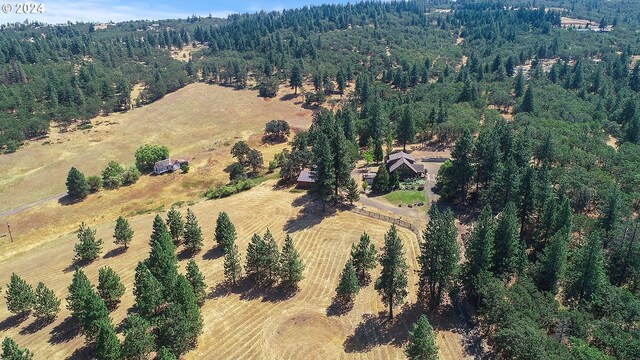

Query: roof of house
<box><xmin>388</xmin><ymin>151</ymin><xmax>415</xmax><ymax>162</ymax></box>
<box><xmin>297</xmin><ymin>170</ymin><xmax>316</xmax><ymax>183</ymax></box>
<box><xmin>388</xmin><ymin>157</ymin><xmax>424</xmax><ymax>174</ymax></box>
<box><xmin>155</xmin><ymin>159</ymin><xmax>174</xmax><ymax>168</ymax></box>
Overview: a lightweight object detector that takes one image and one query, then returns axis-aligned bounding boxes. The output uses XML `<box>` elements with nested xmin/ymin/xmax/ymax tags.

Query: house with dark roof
<box><xmin>153</xmin><ymin>159</ymin><xmax>188</xmax><ymax>175</ymax></box>
<box><xmin>386</xmin><ymin>151</ymin><xmax>425</xmax><ymax>180</ymax></box>
<box><xmin>296</xmin><ymin>170</ymin><xmax>316</xmax><ymax>188</ymax></box>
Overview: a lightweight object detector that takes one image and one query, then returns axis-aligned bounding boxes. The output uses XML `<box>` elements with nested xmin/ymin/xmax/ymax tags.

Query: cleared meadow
<box><xmin>0</xmin><ymin>182</ymin><xmax>470</xmax><ymax>359</ymax></box>
<box><xmin>0</xmin><ymin>83</ymin><xmax>312</xmax><ymax>257</ymax></box>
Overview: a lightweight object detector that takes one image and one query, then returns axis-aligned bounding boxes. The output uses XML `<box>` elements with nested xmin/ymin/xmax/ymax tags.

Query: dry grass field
<box><xmin>0</xmin><ymin>182</ymin><xmax>471</xmax><ymax>359</ymax></box>
<box><xmin>0</xmin><ymin>83</ymin><xmax>312</xmax><ymax>258</ymax></box>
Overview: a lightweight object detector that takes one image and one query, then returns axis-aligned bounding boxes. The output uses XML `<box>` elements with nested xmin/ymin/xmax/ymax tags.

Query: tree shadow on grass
<box><xmin>177</xmin><ymin>247</ymin><xmax>199</xmax><ymax>261</ymax></box>
<box><xmin>202</xmin><ymin>246</ymin><xmax>224</xmax><ymax>261</ymax></box>
<box><xmin>326</xmin><ymin>296</ymin><xmax>354</xmax><ymax>317</ymax></box>
<box><xmin>49</xmin><ymin>316</ymin><xmax>81</xmax><ymax>345</ymax></box>
<box><xmin>284</xmin><ymin>194</ymin><xmax>337</xmax><ymax>233</ymax></box>
<box><xmin>0</xmin><ymin>313</ymin><xmax>29</xmax><ymax>332</ymax></box>
<box><xmin>20</xmin><ymin>317</ymin><xmax>53</xmax><ymax>335</ymax></box>
<box><xmin>66</xmin><ymin>345</ymin><xmax>93</xmax><ymax>360</ymax></box>
<box><xmin>343</xmin><ymin>303</ymin><xmax>420</xmax><ymax>353</ymax></box>
<box><xmin>57</xmin><ymin>194</ymin><xmax>78</xmax><ymax>206</ymax></box>
<box><xmin>280</xmin><ymin>93</ymin><xmax>299</xmax><ymax>102</ymax></box>
<box><xmin>208</xmin><ymin>277</ymin><xmax>297</xmax><ymax>303</ymax></box>
<box><xmin>62</xmin><ymin>258</ymin><xmax>94</xmax><ymax>273</ymax></box>
<box><xmin>103</xmin><ymin>246</ymin><xmax>126</xmax><ymax>259</ymax></box>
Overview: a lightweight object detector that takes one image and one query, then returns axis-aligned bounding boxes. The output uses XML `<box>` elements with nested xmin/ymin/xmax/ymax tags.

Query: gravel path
<box><xmin>0</xmin><ymin>192</ymin><xmax>66</xmax><ymax>218</ymax></box>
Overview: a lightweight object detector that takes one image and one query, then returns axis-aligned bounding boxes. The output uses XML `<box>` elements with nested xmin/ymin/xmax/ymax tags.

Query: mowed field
<box><xmin>0</xmin><ymin>182</ymin><xmax>470</xmax><ymax>359</ymax></box>
<box><xmin>0</xmin><ymin>83</ymin><xmax>312</xmax><ymax>258</ymax></box>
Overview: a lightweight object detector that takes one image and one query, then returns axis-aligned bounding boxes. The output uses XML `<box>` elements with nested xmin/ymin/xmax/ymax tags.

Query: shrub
<box><xmin>258</xmin><ymin>78</ymin><xmax>279</xmax><ymax>98</ymax></box>
<box><xmin>102</xmin><ymin>161</ymin><xmax>125</xmax><ymax>189</ymax></box>
<box><xmin>122</xmin><ymin>165</ymin><xmax>141</xmax><ymax>186</ymax></box>
<box><xmin>135</xmin><ymin>144</ymin><xmax>169</xmax><ymax>172</ymax></box>
<box><xmin>87</xmin><ymin>175</ymin><xmax>103</xmax><ymax>193</ymax></box>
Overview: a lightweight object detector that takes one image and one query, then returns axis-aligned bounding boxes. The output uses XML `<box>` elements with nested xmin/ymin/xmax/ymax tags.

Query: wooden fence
<box><xmin>349</xmin><ymin>207</ymin><xmax>421</xmax><ymax>240</ymax></box>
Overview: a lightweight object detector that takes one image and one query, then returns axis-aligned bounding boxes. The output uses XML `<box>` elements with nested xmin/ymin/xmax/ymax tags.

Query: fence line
<box><xmin>349</xmin><ymin>208</ymin><xmax>421</xmax><ymax>241</ymax></box>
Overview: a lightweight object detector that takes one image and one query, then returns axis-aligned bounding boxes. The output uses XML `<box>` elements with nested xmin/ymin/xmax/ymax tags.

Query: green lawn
<box><xmin>384</xmin><ymin>190</ymin><xmax>426</xmax><ymax>205</ymax></box>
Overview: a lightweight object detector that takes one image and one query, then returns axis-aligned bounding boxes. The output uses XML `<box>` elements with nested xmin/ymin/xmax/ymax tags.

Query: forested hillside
<box><xmin>0</xmin><ymin>16</ymin><xmax>223</xmax><ymax>150</ymax></box>
<box><xmin>2</xmin><ymin>0</ymin><xmax>640</xmax><ymax>358</ymax></box>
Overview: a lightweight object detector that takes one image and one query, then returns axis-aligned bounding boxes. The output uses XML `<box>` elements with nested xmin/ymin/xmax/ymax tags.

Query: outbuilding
<box><xmin>153</xmin><ymin>159</ymin><xmax>188</xmax><ymax>175</ymax></box>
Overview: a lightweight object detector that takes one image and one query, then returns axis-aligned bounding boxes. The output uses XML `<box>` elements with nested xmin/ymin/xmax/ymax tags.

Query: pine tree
<box><xmin>113</xmin><ymin>216</ymin><xmax>134</xmax><ymax>250</ymax></box>
<box><xmin>493</xmin><ymin>202</ymin><xmax>526</xmax><ymax>277</ymax></box>
<box><xmin>146</xmin><ymin>229</ymin><xmax>178</xmax><ymax>297</ymax></box>
<box><xmin>485</xmin><ymin>158</ymin><xmax>521</xmax><ymax>212</ymax></box>
<box><xmin>185</xmin><ymin>260</ymin><xmax>207</xmax><ymax>306</ymax></box>
<box><xmin>345</xmin><ymin>177</ymin><xmax>360</xmax><ymax>205</ymax></box>
<box><xmin>121</xmin><ymin>315</ymin><xmax>155</xmax><ymax>360</ymax></box>
<box><xmin>519</xmin><ymin>166</ymin><xmax>536</xmax><ymax>241</ymax></box>
<box><xmin>313</xmin><ymin>132</ymin><xmax>336</xmax><ymax>204</ymax></box>
<box><xmin>214</xmin><ymin>211</ymin><xmax>237</xmax><ymax>251</ymax></box>
<box><xmin>289</xmin><ymin>63</ymin><xmax>303</xmax><ymax>95</ymax></box>
<box><xmin>157</xmin><ymin>276</ymin><xmax>203</xmax><ymax>356</ymax></box>
<box><xmin>263</xmin><ymin>229</ymin><xmax>280</xmax><ymax>283</ymax></box>
<box><xmin>66</xmin><ymin>268</ymin><xmax>92</xmax><ymax>321</ymax></box>
<box><xmin>150</xmin><ymin>214</ymin><xmax>169</xmax><ymax>246</ymax></box>
<box><xmin>133</xmin><ymin>262</ymin><xmax>163</xmax><ymax>318</ymax></box>
<box><xmin>396</xmin><ymin>106</ymin><xmax>416</xmax><ymax>151</ymax></box>
<box><xmin>4</xmin><ymin>273</ymin><xmax>35</xmax><ymax>316</ymax></box>
<box><xmin>350</xmin><ymin>232</ymin><xmax>377</xmax><ymax>284</ymax></box>
<box><xmin>336</xmin><ymin>68</ymin><xmax>347</xmax><ymax>94</ymax></box>
<box><xmin>388</xmin><ymin>170</ymin><xmax>400</xmax><ymax>191</ymax></box>
<box><xmin>166</xmin><ymin>207</ymin><xmax>184</xmax><ymax>244</ymax></box>
<box><xmin>66</xmin><ymin>167</ymin><xmax>90</xmax><ymax>200</ymax></box>
<box><xmin>371</xmin><ymin>164</ymin><xmax>390</xmax><ymax>194</ymax></box>
<box><xmin>1</xmin><ymin>337</ymin><xmax>33</xmax><ymax>360</ymax></box>
<box><xmin>95</xmin><ymin>320</ymin><xmax>121</xmax><ymax>360</ymax></box>
<box><xmin>463</xmin><ymin>205</ymin><xmax>495</xmax><ymax>300</ymax></box>
<box><xmin>336</xmin><ymin>260</ymin><xmax>360</xmax><ymax>303</ymax></box>
<box><xmin>331</xmin><ymin>128</ymin><xmax>353</xmax><ymax>197</ymax></box>
<box><xmin>74</xmin><ymin>222</ymin><xmax>103</xmax><ymax>263</ymax></box>
<box><xmin>183</xmin><ymin>208</ymin><xmax>203</xmax><ymax>254</ymax></box>
<box><xmin>536</xmin><ymin>229</ymin><xmax>568</xmax><ymax>293</ymax></box>
<box><xmin>565</xmin><ymin>232</ymin><xmax>607</xmax><ymax>303</ymax></box>
<box><xmin>404</xmin><ymin>314</ymin><xmax>439</xmax><ymax>360</ymax></box>
<box><xmin>418</xmin><ymin>205</ymin><xmax>460</xmax><ymax>309</ymax></box>
<box><xmin>440</xmin><ymin>129</ymin><xmax>473</xmax><ymax>202</ymax></box>
<box><xmin>520</xmin><ymin>86</ymin><xmax>534</xmax><ymax>113</ymax></box>
<box><xmin>246</xmin><ymin>233</ymin><xmax>265</xmax><ymax>282</ymax></box>
<box><xmin>97</xmin><ymin>267</ymin><xmax>125</xmax><ymax>309</ymax></box>
<box><xmin>607</xmin><ymin>220</ymin><xmax>640</xmax><ymax>289</ymax></box>
<box><xmin>374</xmin><ymin>139</ymin><xmax>384</xmax><ymax>163</ymax></box>
<box><xmin>600</xmin><ymin>189</ymin><xmax>622</xmax><ymax>248</ymax></box>
<box><xmin>376</xmin><ymin>225</ymin><xmax>409</xmax><ymax>319</ymax></box>
<box><xmin>279</xmin><ymin>234</ymin><xmax>305</xmax><ymax>287</ymax></box>
<box><xmin>34</xmin><ymin>282</ymin><xmax>60</xmax><ymax>322</ymax></box>
<box><xmin>79</xmin><ymin>289</ymin><xmax>110</xmax><ymax>340</ymax></box>
<box><xmin>224</xmin><ymin>243</ymin><xmax>242</xmax><ymax>286</ymax></box>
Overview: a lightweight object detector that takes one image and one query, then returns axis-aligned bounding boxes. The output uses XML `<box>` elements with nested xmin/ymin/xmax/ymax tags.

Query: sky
<box><xmin>0</xmin><ymin>0</ymin><xmax>357</xmax><ymax>24</ymax></box>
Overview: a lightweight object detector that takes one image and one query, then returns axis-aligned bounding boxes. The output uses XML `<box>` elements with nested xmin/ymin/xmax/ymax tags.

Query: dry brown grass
<box><xmin>170</xmin><ymin>44</ymin><xmax>206</xmax><ymax>62</ymax></box>
<box><xmin>0</xmin><ymin>182</ymin><xmax>470</xmax><ymax>359</ymax></box>
<box><xmin>0</xmin><ymin>83</ymin><xmax>312</xmax><ymax>258</ymax></box>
